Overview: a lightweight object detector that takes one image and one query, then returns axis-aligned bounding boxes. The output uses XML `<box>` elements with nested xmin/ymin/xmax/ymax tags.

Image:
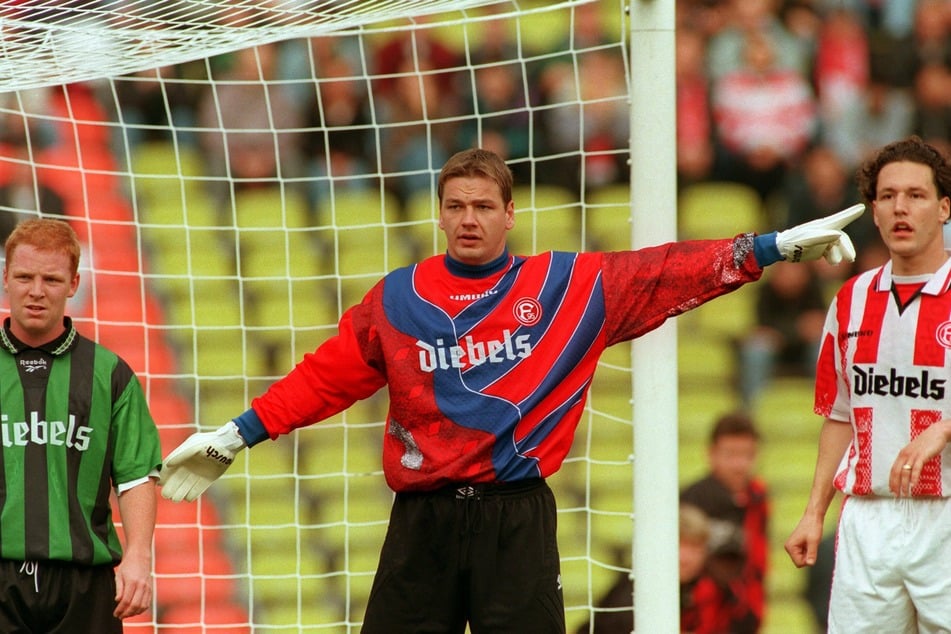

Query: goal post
<box><xmin>629</xmin><ymin>1</ymin><xmax>680</xmax><ymax>631</ymax></box>
<box><xmin>0</xmin><ymin>0</ymin><xmax>680</xmax><ymax>631</ymax></box>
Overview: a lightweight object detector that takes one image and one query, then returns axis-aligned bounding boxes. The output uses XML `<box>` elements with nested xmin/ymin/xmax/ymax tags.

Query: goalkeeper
<box><xmin>161</xmin><ymin>148</ymin><xmax>862</xmax><ymax>633</ymax></box>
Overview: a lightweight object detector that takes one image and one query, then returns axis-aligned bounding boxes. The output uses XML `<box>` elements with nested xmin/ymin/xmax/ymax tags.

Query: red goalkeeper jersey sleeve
<box><xmin>252</xmin><ymin>236</ymin><xmax>762</xmax><ymax>492</ymax></box>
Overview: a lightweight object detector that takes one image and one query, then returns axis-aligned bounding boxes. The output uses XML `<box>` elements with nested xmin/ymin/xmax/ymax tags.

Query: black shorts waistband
<box><xmin>451</xmin><ymin>478</ymin><xmax>545</xmax><ymax>499</ymax></box>
<box><xmin>404</xmin><ymin>478</ymin><xmax>546</xmax><ymax>500</ymax></box>
<box><xmin>0</xmin><ymin>558</ymin><xmax>112</xmax><ymax>571</ymax></box>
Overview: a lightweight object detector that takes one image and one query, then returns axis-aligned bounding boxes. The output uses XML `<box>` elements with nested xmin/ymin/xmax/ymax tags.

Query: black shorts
<box><xmin>0</xmin><ymin>559</ymin><xmax>122</xmax><ymax>634</ymax></box>
<box><xmin>362</xmin><ymin>478</ymin><xmax>565</xmax><ymax>634</ymax></box>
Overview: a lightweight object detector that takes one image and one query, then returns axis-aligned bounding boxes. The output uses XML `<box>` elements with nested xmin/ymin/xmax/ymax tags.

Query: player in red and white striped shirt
<box><xmin>785</xmin><ymin>136</ymin><xmax>951</xmax><ymax>633</ymax></box>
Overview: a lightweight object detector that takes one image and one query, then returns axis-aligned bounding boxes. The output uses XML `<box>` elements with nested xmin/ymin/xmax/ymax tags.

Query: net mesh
<box><xmin>0</xmin><ymin>0</ymin><xmax>580</xmax><ymax>91</ymax></box>
<box><xmin>0</xmin><ymin>1</ymin><xmax>636</xmax><ymax>631</ymax></box>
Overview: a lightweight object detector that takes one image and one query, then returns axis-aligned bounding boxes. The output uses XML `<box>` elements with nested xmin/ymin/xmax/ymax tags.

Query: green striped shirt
<box><xmin>0</xmin><ymin>318</ymin><xmax>162</xmax><ymax>565</ymax></box>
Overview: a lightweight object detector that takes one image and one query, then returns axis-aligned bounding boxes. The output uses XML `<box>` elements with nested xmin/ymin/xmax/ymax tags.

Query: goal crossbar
<box><xmin>0</xmin><ymin>0</ymin><xmax>591</xmax><ymax>92</ymax></box>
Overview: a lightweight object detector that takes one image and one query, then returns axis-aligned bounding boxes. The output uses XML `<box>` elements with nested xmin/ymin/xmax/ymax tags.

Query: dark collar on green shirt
<box><xmin>1</xmin><ymin>317</ymin><xmax>78</xmax><ymax>356</ymax></box>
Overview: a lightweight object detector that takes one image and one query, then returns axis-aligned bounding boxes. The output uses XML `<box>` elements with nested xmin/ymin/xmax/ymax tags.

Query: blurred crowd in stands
<box><xmin>3</xmin><ymin>0</ymin><xmax>949</xmax><ymax>222</ymax></box>
<box><xmin>0</xmin><ymin>0</ymin><xmax>949</xmax><ymax>406</ymax></box>
<box><xmin>681</xmin><ymin>0</ymin><xmax>944</xmax><ymax>270</ymax></box>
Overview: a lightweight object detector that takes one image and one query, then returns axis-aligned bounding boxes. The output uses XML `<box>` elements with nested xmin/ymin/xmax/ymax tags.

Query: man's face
<box><xmin>872</xmin><ymin>160</ymin><xmax>951</xmax><ymax>274</ymax></box>
<box><xmin>3</xmin><ymin>244</ymin><xmax>78</xmax><ymax>347</ymax></box>
<box><xmin>708</xmin><ymin>434</ymin><xmax>758</xmax><ymax>496</ymax></box>
<box><xmin>438</xmin><ymin>175</ymin><xmax>514</xmax><ymax>265</ymax></box>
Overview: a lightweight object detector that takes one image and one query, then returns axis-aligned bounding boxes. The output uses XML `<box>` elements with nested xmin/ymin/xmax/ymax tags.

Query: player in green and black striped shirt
<box><xmin>0</xmin><ymin>218</ymin><xmax>162</xmax><ymax>632</ymax></box>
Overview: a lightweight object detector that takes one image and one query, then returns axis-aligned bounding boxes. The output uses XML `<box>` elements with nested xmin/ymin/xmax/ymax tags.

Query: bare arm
<box><xmin>785</xmin><ymin>418</ymin><xmax>852</xmax><ymax>568</ymax></box>
<box><xmin>114</xmin><ymin>479</ymin><xmax>157</xmax><ymax>619</ymax></box>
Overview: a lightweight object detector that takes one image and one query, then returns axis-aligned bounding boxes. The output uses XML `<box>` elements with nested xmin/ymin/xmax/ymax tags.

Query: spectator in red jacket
<box><xmin>681</xmin><ymin>411</ymin><xmax>770</xmax><ymax>633</ymax></box>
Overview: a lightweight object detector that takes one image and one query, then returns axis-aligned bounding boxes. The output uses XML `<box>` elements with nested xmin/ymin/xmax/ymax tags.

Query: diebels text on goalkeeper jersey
<box><xmin>0</xmin><ymin>318</ymin><xmax>162</xmax><ymax>566</ymax></box>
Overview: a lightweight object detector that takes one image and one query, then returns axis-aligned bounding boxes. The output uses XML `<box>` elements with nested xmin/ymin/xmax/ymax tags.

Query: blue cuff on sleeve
<box><xmin>753</xmin><ymin>232</ymin><xmax>783</xmax><ymax>267</ymax></box>
<box><xmin>233</xmin><ymin>408</ymin><xmax>270</xmax><ymax>447</ymax></box>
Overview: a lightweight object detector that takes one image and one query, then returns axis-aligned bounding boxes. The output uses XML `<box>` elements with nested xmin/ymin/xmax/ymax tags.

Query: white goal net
<box><xmin>0</xmin><ymin>0</ymin><xmax>637</xmax><ymax>631</ymax></box>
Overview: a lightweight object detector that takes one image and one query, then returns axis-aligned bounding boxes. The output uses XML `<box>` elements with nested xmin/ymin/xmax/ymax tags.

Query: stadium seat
<box><xmin>318</xmin><ymin>189</ymin><xmax>410</xmax><ymax>276</ymax></box>
<box><xmin>403</xmin><ymin>189</ymin><xmax>437</xmax><ymax>225</ymax></box>
<box><xmin>90</xmin><ymin>276</ymin><xmax>149</xmax><ymax>322</ymax></box>
<box><xmin>159</xmin><ymin>602</ymin><xmax>251</xmax><ymax>633</ymax></box>
<box><xmin>243</xmin><ymin>277</ymin><xmax>339</xmax><ymax>326</ymax></box>
<box><xmin>192</xmin><ymin>380</ymin><xmax>249</xmax><ymax>425</ymax></box>
<box><xmin>48</xmin><ymin>84</ymin><xmax>112</xmax><ymax>148</ymax></box>
<box><xmin>680</xmin><ymin>279</ymin><xmax>757</xmax><ymax>342</ymax></box>
<box><xmin>513</xmin><ymin>184</ymin><xmax>576</xmax><ymax>213</ymax></box>
<box><xmin>237</xmin><ymin>227</ymin><xmax>330</xmax><ymax>280</ymax></box>
<box><xmin>155</xmin><ymin>493</ymin><xmax>224</xmax><ymax>526</ymax></box>
<box><xmin>332</xmin><ymin>227</ymin><xmax>379</xmax><ymax>274</ymax></box>
<box><xmin>145</xmin><ymin>227</ymin><xmax>234</xmax><ymax>275</ymax></box>
<box><xmin>135</xmin><ymin>188</ymin><xmax>223</xmax><ymax>232</ymax></box>
<box><xmin>677</xmin><ymin>332</ymin><xmax>736</xmax><ymax>390</ymax></box>
<box><xmin>399</xmin><ymin>189</ymin><xmax>444</xmax><ymax>259</ymax></box>
<box><xmin>516</xmin><ymin>4</ymin><xmax>571</xmax><ymax>54</ymax></box>
<box><xmin>678</xmin><ymin>180</ymin><xmax>764</xmax><ymax>240</ymax></box>
<box><xmin>152</xmin><ymin>547</ymin><xmax>242</xmax><ymax>608</ymax></box>
<box><xmin>510</xmin><ymin>184</ymin><xmax>581</xmax><ymax>254</ymax></box>
<box><xmin>232</xmin><ymin>186</ymin><xmax>312</xmax><ymax>230</ymax></box>
<box><xmin>96</xmin><ymin>323</ymin><xmax>177</xmax><ymax>374</ymax></box>
<box><xmin>172</xmin><ymin>328</ymin><xmax>249</xmax><ymax>378</ymax></box>
<box><xmin>36</xmin><ymin>143</ymin><xmax>119</xmax><ymax>208</ymax></box>
<box><xmin>162</xmin><ymin>278</ymin><xmax>243</xmax><ymax>328</ymax></box>
<box><xmin>584</xmin><ymin>184</ymin><xmax>633</xmax><ymax>252</ymax></box>
<box><xmin>157</xmin><ymin>541</ymin><xmax>235</xmax><ymax>573</ymax></box>
<box><xmin>531</xmin><ymin>204</ymin><xmax>586</xmax><ymax>253</ymax></box>
<box><xmin>121</xmin><ymin>610</ymin><xmax>156</xmax><ymax>632</ymax></box>
<box><xmin>128</xmin><ymin>141</ymin><xmax>209</xmax><ymax>212</ymax></box>
<box><xmin>318</xmin><ymin>188</ymin><xmax>402</xmax><ymax>228</ymax></box>
<box><xmin>129</xmin><ymin>140</ymin><xmax>205</xmax><ymax>180</ymax></box>
<box><xmin>153</xmin><ymin>519</ymin><xmax>227</xmax><ymax>557</ymax></box>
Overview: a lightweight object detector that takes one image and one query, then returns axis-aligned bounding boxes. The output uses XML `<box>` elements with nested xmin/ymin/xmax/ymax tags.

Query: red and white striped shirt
<box><xmin>711</xmin><ymin>67</ymin><xmax>817</xmax><ymax>159</ymax></box>
<box><xmin>815</xmin><ymin>258</ymin><xmax>951</xmax><ymax>497</ymax></box>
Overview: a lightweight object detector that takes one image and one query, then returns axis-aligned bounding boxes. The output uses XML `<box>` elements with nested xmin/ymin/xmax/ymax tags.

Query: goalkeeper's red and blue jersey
<box><xmin>251</xmin><ymin>237</ymin><xmax>762</xmax><ymax>492</ymax></box>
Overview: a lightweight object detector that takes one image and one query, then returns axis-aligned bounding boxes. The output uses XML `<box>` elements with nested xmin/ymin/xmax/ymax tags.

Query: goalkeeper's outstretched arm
<box><xmin>158</xmin><ymin>203</ymin><xmax>866</xmax><ymax>503</ymax></box>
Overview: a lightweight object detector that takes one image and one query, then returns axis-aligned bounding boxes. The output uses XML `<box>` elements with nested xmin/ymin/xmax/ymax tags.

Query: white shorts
<box><xmin>830</xmin><ymin>496</ymin><xmax>951</xmax><ymax>634</ymax></box>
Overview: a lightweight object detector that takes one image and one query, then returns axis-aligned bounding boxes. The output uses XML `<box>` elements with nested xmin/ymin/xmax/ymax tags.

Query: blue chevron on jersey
<box><xmin>382</xmin><ymin>252</ymin><xmax>607</xmax><ymax>479</ymax></box>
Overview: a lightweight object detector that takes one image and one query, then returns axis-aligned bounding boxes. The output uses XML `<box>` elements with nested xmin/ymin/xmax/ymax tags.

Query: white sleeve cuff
<box><xmin>116</xmin><ymin>469</ymin><xmax>160</xmax><ymax>495</ymax></box>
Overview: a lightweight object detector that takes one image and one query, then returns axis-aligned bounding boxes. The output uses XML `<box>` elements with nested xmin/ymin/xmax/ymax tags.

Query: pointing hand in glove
<box><xmin>775</xmin><ymin>203</ymin><xmax>865</xmax><ymax>265</ymax></box>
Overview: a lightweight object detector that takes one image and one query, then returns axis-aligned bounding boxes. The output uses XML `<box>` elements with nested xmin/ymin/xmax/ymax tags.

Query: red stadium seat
<box><xmin>122</xmin><ymin>610</ymin><xmax>157</xmax><ymax>633</ymax></box>
<box><xmin>153</xmin><ymin>569</ymin><xmax>239</xmax><ymax>608</ymax></box>
<box><xmin>159</xmin><ymin>602</ymin><xmax>252</xmax><ymax>633</ymax></box>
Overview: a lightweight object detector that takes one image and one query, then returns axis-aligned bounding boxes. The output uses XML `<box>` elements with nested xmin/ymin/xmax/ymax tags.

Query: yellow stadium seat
<box><xmin>585</xmin><ymin>184</ymin><xmax>632</xmax><ymax>252</ymax></box>
<box><xmin>232</xmin><ymin>186</ymin><xmax>312</xmax><ymax>230</ymax></box>
<box><xmin>678</xmin><ymin>181</ymin><xmax>764</xmax><ymax>240</ymax></box>
<box><xmin>511</xmin><ymin>184</ymin><xmax>582</xmax><ymax>254</ymax></box>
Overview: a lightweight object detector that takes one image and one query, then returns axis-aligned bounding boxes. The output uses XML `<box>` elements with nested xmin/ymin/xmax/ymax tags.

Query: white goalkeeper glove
<box><xmin>776</xmin><ymin>203</ymin><xmax>865</xmax><ymax>265</ymax></box>
<box><xmin>159</xmin><ymin>421</ymin><xmax>247</xmax><ymax>502</ymax></box>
